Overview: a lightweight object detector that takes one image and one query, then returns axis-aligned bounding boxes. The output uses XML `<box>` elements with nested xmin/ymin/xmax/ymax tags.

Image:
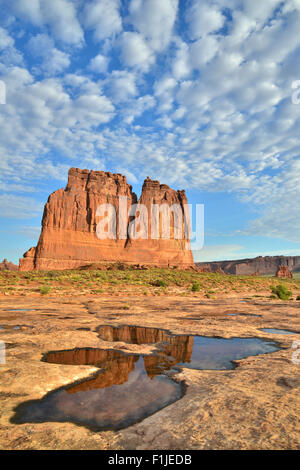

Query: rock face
<box><xmin>19</xmin><ymin>168</ymin><xmax>193</xmax><ymax>270</ymax></box>
<box><xmin>0</xmin><ymin>259</ymin><xmax>19</xmax><ymax>271</ymax></box>
<box><xmin>197</xmin><ymin>256</ymin><xmax>300</xmax><ymax>275</ymax></box>
<box><xmin>276</xmin><ymin>265</ymin><xmax>293</xmax><ymax>278</ymax></box>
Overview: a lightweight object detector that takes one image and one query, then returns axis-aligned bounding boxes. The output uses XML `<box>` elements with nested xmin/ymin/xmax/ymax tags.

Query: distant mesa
<box><xmin>0</xmin><ymin>259</ymin><xmax>19</xmax><ymax>271</ymax></box>
<box><xmin>19</xmin><ymin>167</ymin><xmax>194</xmax><ymax>271</ymax></box>
<box><xmin>197</xmin><ymin>256</ymin><xmax>300</xmax><ymax>276</ymax></box>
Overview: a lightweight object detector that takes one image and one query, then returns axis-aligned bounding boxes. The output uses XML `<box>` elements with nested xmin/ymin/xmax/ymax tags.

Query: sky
<box><xmin>0</xmin><ymin>0</ymin><xmax>300</xmax><ymax>264</ymax></box>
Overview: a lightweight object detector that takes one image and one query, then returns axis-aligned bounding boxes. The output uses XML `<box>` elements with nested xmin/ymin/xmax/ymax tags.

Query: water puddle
<box><xmin>178</xmin><ymin>317</ymin><xmax>204</xmax><ymax>321</ymax></box>
<box><xmin>260</xmin><ymin>328</ymin><xmax>299</xmax><ymax>335</ymax></box>
<box><xmin>0</xmin><ymin>324</ymin><xmax>32</xmax><ymax>331</ymax></box>
<box><xmin>12</xmin><ymin>325</ymin><xmax>281</xmax><ymax>432</ymax></box>
<box><xmin>3</xmin><ymin>309</ymin><xmax>35</xmax><ymax>312</ymax></box>
<box><xmin>11</xmin><ymin>348</ymin><xmax>184</xmax><ymax>431</ymax></box>
<box><xmin>227</xmin><ymin>313</ymin><xmax>261</xmax><ymax>318</ymax></box>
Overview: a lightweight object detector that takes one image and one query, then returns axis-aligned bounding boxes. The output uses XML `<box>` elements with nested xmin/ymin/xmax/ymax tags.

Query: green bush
<box><xmin>151</xmin><ymin>279</ymin><xmax>168</xmax><ymax>287</ymax></box>
<box><xmin>271</xmin><ymin>284</ymin><xmax>292</xmax><ymax>300</ymax></box>
<box><xmin>40</xmin><ymin>285</ymin><xmax>52</xmax><ymax>295</ymax></box>
<box><xmin>191</xmin><ymin>282</ymin><xmax>201</xmax><ymax>292</ymax></box>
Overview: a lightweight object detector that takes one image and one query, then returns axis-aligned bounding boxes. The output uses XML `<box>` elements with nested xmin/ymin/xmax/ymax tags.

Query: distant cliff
<box><xmin>196</xmin><ymin>256</ymin><xmax>300</xmax><ymax>275</ymax></box>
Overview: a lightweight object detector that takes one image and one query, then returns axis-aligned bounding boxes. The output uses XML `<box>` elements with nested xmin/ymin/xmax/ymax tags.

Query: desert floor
<box><xmin>0</xmin><ymin>289</ymin><xmax>299</xmax><ymax>450</ymax></box>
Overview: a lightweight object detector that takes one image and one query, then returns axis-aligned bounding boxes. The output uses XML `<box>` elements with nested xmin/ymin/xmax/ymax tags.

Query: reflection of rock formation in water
<box><xmin>45</xmin><ymin>347</ymin><xmax>126</xmax><ymax>367</ymax></box>
<box><xmin>44</xmin><ymin>328</ymin><xmax>194</xmax><ymax>390</ymax></box>
<box><xmin>144</xmin><ymin>335</ymin><xmax>194</xmax><ymax>377</ymax></box>
<box><xmin>97</xmin><ymin>325</ymin><xmax>172</xmax><ymax>345</ymax></box>
<box><xmin>98</xmin><ymin>325</ymin><xmax>194</xmax><ymax>379</ymax></box>
<box><xmin>67</xmin><ymin>355</ymin><xmax>139</xmax><ymax>394</ymax></box>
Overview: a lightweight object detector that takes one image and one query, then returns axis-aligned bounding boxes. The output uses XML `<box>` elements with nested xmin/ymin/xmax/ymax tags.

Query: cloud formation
<box><xmin>0</xmin><ymin>0</ymin><xmax>300</xmax><ymax>248</ymax></box>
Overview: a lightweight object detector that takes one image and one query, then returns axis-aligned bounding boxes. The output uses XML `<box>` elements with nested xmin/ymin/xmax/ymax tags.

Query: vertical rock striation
<box><xmin>19</xmin><ymin>167</ymin><xmax>193</xmax><ymax>270</ymax></box>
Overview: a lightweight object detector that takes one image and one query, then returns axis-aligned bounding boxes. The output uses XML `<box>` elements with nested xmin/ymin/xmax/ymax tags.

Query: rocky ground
<box><xmin>0</xmin><ymin>293</ymin><xmax>299</xmax><ymax>450</ymax></box>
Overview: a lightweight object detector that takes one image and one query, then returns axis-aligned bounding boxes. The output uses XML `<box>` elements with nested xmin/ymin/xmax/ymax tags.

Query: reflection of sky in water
<box><xmin>12</xmin><ymin>356</ymin><xmax>182</xmax><ymax>431</ymax></box>
<box><xmin>260</xmin><ymin>328</ymin><xmax>298</xmax><ymax>335</ymax></box>
<box><xmin>4</xmin><ymin>309</ymin><xmax>34</xmax><ymax>312</ymax></box>
<box><xmin>175</xmin><ymin>337</ymin><xmax>279</xmax><ymax>370</ymax></box>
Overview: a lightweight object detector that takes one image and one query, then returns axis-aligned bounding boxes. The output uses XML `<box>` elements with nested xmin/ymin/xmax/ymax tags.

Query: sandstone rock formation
<box><xmin>276</xmin><ymin>265</ymin><xmax>293</xmax><ymax>278</ymax></box>
<box><xmin>196</xmin><ymin>255</ymin><xmax>300</xmax><ymax>275</ymax></box>
<box><xmin>19</xmin><ymin>168</ymin><xmax>193</xmax><ymax>270</ymax></box>
<box><xmin>0</xmin><ymin>259</ymin><xmax>19</xmax><ymax>271</ymax></box>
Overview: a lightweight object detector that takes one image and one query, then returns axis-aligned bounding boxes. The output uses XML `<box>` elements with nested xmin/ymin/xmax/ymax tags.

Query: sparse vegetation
<box><xmin>151</xmin><ymin>279</ymin><xmax>168</xmax><ymax>287</ymax></box>
<box><xmin>0</xmin><ymin>266</ymin><xmax>299</xmax><ymax>298</ymax></box>
<box><xmin>271</xmin><ymin>284</ymin><xmax>293</xmax><ymax>301</ymax></box>
<box><xmin>191</xmin><ymin>282</ymin><xmax>201</xmax><ymax>292</ymax></box>
<box><xmin>39</xmin><ymin>285</ymin><xmax>52</xmax><ymax>295</ymax></box>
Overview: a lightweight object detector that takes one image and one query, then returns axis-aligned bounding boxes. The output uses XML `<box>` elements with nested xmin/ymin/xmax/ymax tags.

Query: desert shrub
<box><xmin>151</xmin><ymin>279</ymin><xmax>168</xmax><ymax>287</ymax></box>
<box><xmin>271</xmin><ymin>285</ymin><xmax>292</xmax><ymax>300</ymax></box>
<box><xmin>191</xmin><ymin>282</ymin><xmax>201</xmax><ymax>292</ymax></box>
<box><xmin>40</xmin><ymin>285</ymin><xmax>52</xmax><ymax>295</ymax></box>
<box><xmin>92</xmin><ymin>288</ymin><xmax>104</xmax><ymax>294</ymax></box>
<box><xmin>296</xmin><ymin>295</ymin><xmax>300</xmax><ymax>301</ymax></box>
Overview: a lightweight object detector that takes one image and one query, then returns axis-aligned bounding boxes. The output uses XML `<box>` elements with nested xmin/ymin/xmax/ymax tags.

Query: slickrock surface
<box><xmin>0</xmin><ymin>295</ymin><xmax>299</xmax><ymax>450</ymax></box>
<box><xmin>20</xmin><ymin>168</ymin><xmax>193</xmax><ymax>271</ymax></box>
<box><xmin>276</xmin><ymin>265</ymin><xmax>293</xmax><ymax>278</ymax></box>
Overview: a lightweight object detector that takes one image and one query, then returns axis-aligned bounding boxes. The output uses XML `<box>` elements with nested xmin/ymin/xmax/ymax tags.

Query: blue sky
<box><xmin>0</xmin><ymin>0</ymin><xmax>300</xmax><ymax>264</ymax></box>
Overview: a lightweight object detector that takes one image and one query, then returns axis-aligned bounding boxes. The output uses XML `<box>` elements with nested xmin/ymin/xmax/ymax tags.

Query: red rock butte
<box><xmin>19</xmin><ymin>168</ymin><xmax>194</xmax><ymax>271</ymax></box>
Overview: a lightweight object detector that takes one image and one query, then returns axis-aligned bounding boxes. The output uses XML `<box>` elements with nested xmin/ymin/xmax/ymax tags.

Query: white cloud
<box><xmin>13</xmin><ymin>0</ymin><xmax>42</xmax><ymax>25</ymax></box>
<box><xmin>129</xmin><ymin>0</ymin><xmax>178</xmax><ymax>51</ymax></box>
<box><xmin>13</xmin><ymin>0</ymin><xmax>84</xmax><ymax>45</ymax></box>
<box><xmin>154</xmin><ymin>76</ymin><xmax>177</xmax><ymax>112</ymax></box>
<box><xmin>27</xmin><ymin>34</ymin><xmax>70</xmax><ymax>75</ymax></box>
<box><xmin>0</xmin><ymin>27</ymin><xmax>23</xmax><ymax>66</ymax></box>
<box><xmin>244</xmin><ymin>160</ymin><xmax>300</xmax><ymax>243</ymax></box>
<box><xmin>0</xmin><ymin>194</ymin><xmax>43</xmax><ymax>219</ymax></box>
<box><xmin>83</xmin><ymin>0</ymin><xmax>122</xmax><ymax>41</ymax></box>
<box><xmin>172</xmin><ymin>39</ymin><xmax>191</xmax><ymax>79</ymax></box>
<box><xmin>122</xmin><ymin>94</ymin><xmax>155</xmax><ymax>124</ymax></box>
<box><xmin>15</xmin><ymin>226</ymin><xmax>41</xmax><ymax>239</ymax></box>
<box><xmin>242</xmin><ymin>0</ymin><xmax>282</xmax><ymax>24</ymax></box>
<box><xmin>0</xmin><ymin>27</ymin><xmax>14</xmax><ymax>49</ymax></box>
<box><xmin>104</xmin><ymin>70</ymin><xmax>137</xmax><ymax>103</ymax></box>
<box><xmin>186</xmin><ymin>0</ymin><xmax>225</xmax><ymax>39</ymax></box>
<box><xmin>119</xmin><ymin>32</ymin><xmax>154</xmax><ymax>71</ymax></box>
<box><xmin>88</xmin><ymin>54</ymin><xmax>109</xmax><ymax>74</ymax></box>
<box><xmin>190</xmin><ymin>36</ymin><xmax>219</xmax><ymax>68</ymax></box>
<box><xmin>1</xmin><ymin>1</ymin><xmax>300</xmax><ymax>248</ymax></box>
